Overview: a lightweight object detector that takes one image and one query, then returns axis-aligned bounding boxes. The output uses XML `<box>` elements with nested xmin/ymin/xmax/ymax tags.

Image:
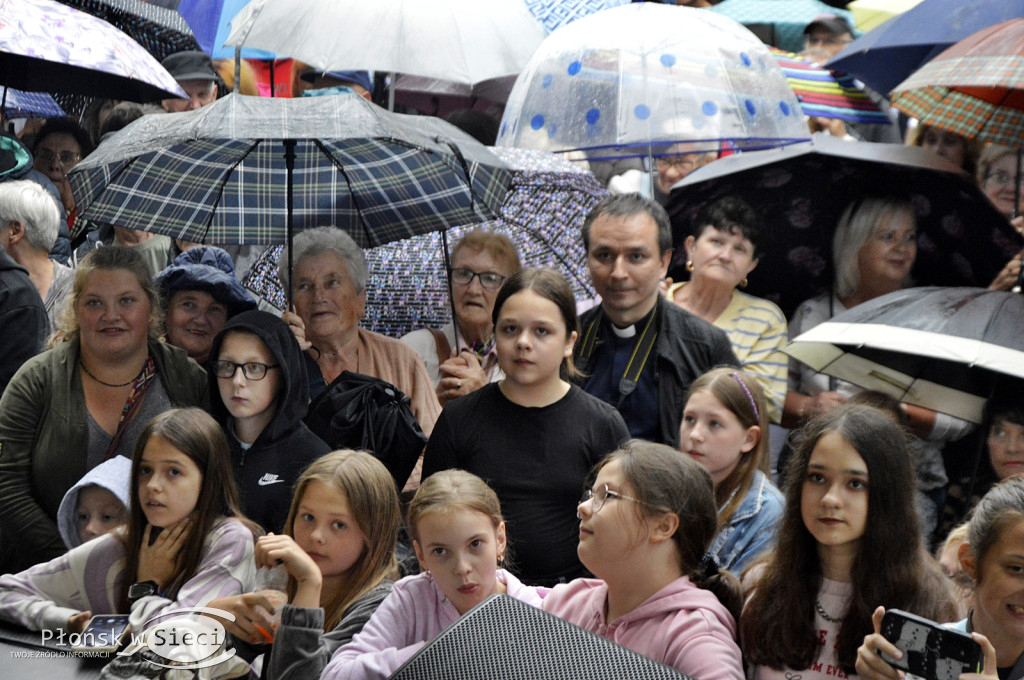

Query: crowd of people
<box><xmin>0</xmin><ymin>8</ymin><xmax>1022</xmax><ymax>680</ymax></box>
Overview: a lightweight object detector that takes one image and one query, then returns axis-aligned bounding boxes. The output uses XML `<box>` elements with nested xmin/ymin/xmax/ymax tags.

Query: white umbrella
<box><xmin>224</xmin><ymin>0</ymin><xmax>547</xmax><ymax>86</ymax></box>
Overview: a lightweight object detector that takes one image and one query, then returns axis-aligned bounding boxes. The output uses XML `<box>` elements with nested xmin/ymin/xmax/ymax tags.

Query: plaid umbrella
<box><xmin>0</xmin><ymin>86</ymin><xmax>65</xmax><ymax>118</ymax></box>
<box><xmin>69</xmin><ymin>93</ymin><xmax>512</xmax><ymax>248</ymax></box>
<box><xmin>891</xmin><ymin>18</ymin><xmax>1024</xmax><ymax>150</ymax></box>
<box><xmin>56</xmin><ymin>0</ymin><xmax>201</xmax><ymax>61</ymax></box>
<box><xmin>772</xmin><ymin>49</ymin><xmax>888</xmax><ymax>124</ymax></box>
<box><xmin>243</xmin><ymin>147</ymin><xmax>606</xmax><ymax>336</ymax></box>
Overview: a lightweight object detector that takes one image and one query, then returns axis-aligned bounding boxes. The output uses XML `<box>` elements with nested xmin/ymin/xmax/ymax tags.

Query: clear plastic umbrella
<box><xmin>496</xmin><ymin>3</ymin><xmax>810</xmax><ymax>161</ymax></box>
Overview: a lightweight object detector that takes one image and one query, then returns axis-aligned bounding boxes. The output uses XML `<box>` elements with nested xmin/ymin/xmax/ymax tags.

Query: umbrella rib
<box><xmin>312</xmin><ymin>139</ymin><xmax>373</xmax><ymax>239</ymax></box>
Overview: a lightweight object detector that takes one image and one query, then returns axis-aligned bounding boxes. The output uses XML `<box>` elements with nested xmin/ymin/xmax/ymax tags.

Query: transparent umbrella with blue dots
<box><xmin>496</xmin><ymin>3</ymin><xmax>810</xmax><ymax>163</ymax></box>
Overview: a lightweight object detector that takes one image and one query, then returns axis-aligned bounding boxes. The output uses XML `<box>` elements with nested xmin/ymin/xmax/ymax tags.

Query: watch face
<box><xmin>129</xmin><ymin>581</ymin><xmax>157</xmax><ymax>601</ymax></box>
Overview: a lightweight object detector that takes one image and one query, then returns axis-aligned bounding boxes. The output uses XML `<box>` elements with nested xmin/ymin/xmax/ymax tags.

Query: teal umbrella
<box><xmin>711</xmin><ymin>0</ymin><xmax>857</xmax><ymax>54</ymax></box>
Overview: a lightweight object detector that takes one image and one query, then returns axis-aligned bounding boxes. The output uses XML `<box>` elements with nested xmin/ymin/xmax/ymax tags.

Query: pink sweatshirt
<box><xmin>322</xmin><ymin>569</ymin><xmax>544</xmax><ymax>680</ymax></box>
<box><xmin>542</xmin><ymin>576</ymin><xmax>744</xmax><ymax>680</ymax></box>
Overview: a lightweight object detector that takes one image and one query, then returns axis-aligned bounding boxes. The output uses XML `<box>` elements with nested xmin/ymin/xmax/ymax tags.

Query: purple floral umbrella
<box><xmin>243</xmin><ymin>147</ymin><xmax>606</xmax><ymax>337</ymax></box>
<box><xmin>0</xmin><ymin>0</ymin><xmax>186</xmax><ymax>101</ymax></box>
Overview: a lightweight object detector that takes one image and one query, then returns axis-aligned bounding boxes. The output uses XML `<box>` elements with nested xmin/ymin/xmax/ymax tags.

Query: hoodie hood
<box><xmin>208</xmin><ymin>309</ymin><xmax>310</xmax><ymax>445</ymax></box>
<box><xmin>56</xmin><ymin>455</ymin><xmax>132</xmax><ymax>549</ymax></box>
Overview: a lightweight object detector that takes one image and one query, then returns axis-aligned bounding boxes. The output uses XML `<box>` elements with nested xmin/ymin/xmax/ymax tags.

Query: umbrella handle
<box><xmin>1012</xmin><ymin>251</ymin><xmax>1024</xmax><ymax>294</ymax></box>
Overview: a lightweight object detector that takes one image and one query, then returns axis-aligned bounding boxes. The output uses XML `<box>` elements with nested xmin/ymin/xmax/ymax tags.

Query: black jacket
<box><xmin>0</xmin><ymin>247</ymin><xmax>47</xmax><ymax>397</ymax></box>
<box><xmin>209</xmin><ymin>310</ymin><xmax>330</xmax><ymax>534</ymax></box>
<box><xmin>575</xmin><ymin>296</ymin><xmax>739</xmax><ymax>447</ymax></box>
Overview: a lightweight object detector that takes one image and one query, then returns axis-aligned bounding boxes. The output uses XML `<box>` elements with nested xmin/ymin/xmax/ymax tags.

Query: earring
<box><xmin>686</xmin><ymin>260</ymin><xmax>694</xmax><ymax>272</ymax></box>
<box><xmin>739</xmin><ymin>278</ymin><xmax>748</xmax><ymax>288</ymax></box>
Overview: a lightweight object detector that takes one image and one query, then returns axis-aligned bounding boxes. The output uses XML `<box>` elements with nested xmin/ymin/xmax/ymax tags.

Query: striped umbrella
<box><xmin>891</xmin><ymin>18</ymin><xmax>1024</xmax><ymax>149</ymax></box>
<box><xmin>772</xmin><ymin>50</ymin><xmax>888</xmax><ymax>124</ymax></box>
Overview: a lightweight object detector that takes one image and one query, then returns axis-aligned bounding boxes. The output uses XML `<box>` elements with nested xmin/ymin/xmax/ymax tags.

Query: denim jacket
<box><xmin>709</xmin><ymin>470</ymin><xmax>784</xmax><ymax>574</ymax></box>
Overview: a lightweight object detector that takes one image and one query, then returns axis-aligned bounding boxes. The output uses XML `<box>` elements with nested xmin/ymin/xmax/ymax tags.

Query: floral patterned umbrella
<box><xmin>56</xmin><ymin>0</ymin><xmax>200</xmax><ymax>61</ymax></box>
<box><xmin>0</xmin><ymin>0</ymin><xmax>186</xmax><ymax>101</ymax></box>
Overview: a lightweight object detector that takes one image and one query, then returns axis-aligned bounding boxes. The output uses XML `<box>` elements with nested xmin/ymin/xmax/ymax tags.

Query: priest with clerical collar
<box><xmin>574</xmin><ymin>193</ymin><xmax>738</xmax><ymax>446</ymax></box>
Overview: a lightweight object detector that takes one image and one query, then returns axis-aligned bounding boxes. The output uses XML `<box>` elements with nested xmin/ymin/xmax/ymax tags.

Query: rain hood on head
<box><xmin>56</xmin><ymin>455</ymin><xmax>132</xmax><ymax>550</ymax></box>
<box><xmin>208</xmin><ymin>309</ymin><xmax>310</xmax><ymax>445</ymax></box>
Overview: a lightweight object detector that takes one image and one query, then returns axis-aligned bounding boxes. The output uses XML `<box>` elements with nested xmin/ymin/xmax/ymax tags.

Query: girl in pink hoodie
<box><xmin>542</xmin><ymin>439</ymin><xmax>745</xmax><ymax>680</ymax></box>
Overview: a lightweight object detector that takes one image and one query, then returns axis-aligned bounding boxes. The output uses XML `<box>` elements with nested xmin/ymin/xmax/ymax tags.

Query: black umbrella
<box><xmin>783</xmin><ymin>286</ymin><xmax>1024</xmax><ymax>424</ymax></box>
<box><xmin>666</xmin><ymin>134</ymin><xmax>1023</xmax><ymax>319</ymax></box>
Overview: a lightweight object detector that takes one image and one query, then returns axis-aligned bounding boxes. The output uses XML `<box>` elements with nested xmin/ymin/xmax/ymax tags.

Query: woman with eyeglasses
<box><xmin>976</xmin><ymin>145</ymin><xmax>1024</xmax><ymax>292</ymax></box>
<box><xmin>402</xmin><ymin>230</ymin><xmax>522</xmax><ymax>406</ymax></box>
<box><xmin>423</xmin><ymin>268</ymin><xmax>629</xmax><ymax>586</ymax></box>
<box><xmin>0</xmin><ymin>246</ymin><xmax>208</xmax><ymax>573</ymax></box>
<box><xmin>208</xmin><ymin>310</ymin><xmax>329</xmax><ymax>534</ymax></box>
<box><xmin>31</xmin><ymin>118</ymin><xmax>92</xmax><ymax>224</ymax></box>
<box><xmin>542</xmin><ymin>440</ymin><xmax>744</xmax><ymax>680</ymax></box>
<box><xmin>282</xmin><ymin>227</ymin><xmax>440</xmax><ymax>489</ymax></box>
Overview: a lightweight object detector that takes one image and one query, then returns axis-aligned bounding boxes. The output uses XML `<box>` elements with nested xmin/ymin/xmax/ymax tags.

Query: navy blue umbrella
<box><xmin>826</xmin><ymin>0</ymin><xmax>1022</xmax><ymax>96</ymax></box>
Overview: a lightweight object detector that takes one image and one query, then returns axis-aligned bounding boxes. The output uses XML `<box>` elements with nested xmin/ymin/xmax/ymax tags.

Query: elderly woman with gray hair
<box><xmin>281</xmin><ymin>227</ymin><xmax>441</xmax><ymax>445</ymax></box>
<box><xmin>783</xmin><ymin>197</ymin><xmax>970</xmax><ymax>540</ymax></box>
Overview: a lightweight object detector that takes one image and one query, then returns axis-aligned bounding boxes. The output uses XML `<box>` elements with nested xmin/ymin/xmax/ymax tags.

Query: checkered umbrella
<box><xmin>0</xmin><ymin>86</ymin><xmax>65</xmax><ymax>119</ymax></box>
<box><xmin>68</xmin><ymin>93</ymin><xmax>513</xmax><ymax>249</ymax></box>
<box><xmin>891</xmin><ymin>18</ymin><xmax>1024</xmax><ymax>150</ymax></box>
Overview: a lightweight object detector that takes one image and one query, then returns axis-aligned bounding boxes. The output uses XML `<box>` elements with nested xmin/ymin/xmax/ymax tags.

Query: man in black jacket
<box><xmin>574</xmin><ymin>193</ymin><xmax>738</xmax><ymax>447</ymax></box>
<box><xmin>0</xmin><ymin>245</ymin><xmax>47</xmax><ymax>397</ymax></box>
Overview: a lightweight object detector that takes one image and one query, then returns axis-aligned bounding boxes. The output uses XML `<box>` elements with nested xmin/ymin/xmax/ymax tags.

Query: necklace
<box><xmin>815</xmin><ymin>598</ymin><xmax>845</xmax><ymax>624</ymax></box>
<box><xmin>81</xmin><ymin>361</ymin><xmax>141</xmax><ymax>388</ymax></box>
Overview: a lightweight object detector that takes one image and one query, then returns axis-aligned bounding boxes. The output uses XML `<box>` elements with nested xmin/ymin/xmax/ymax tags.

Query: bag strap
<box><xmin>429</xmin><ymin>328</ymin><xmax>452</xmax><ymax>368</ymax></box>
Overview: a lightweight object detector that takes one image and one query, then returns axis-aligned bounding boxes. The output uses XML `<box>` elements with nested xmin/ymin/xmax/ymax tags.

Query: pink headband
<box><xmin>732</xmin><ymin>372</ymin><xmax>759</xmax><ymax>421</ymax></box>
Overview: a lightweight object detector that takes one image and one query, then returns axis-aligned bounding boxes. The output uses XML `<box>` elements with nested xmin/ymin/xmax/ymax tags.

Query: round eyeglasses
<box><xmin>36</xmin><ymin>148</ymin><xmax>82</xmax><ymax>166</ymax></box>
<box><xmin>450</xmin><ymin>268</ymin><xmax>506</xmax><ymax>290</ymax></box>
<box><xmin>578</xmin><ymin>483</ymin><xmax>645</xmax><ymax>515</ymax></box>
<box><xmin>211</xmin><ymin>360</ymin><xmax>280</xmax><ymax>381</ymax></box>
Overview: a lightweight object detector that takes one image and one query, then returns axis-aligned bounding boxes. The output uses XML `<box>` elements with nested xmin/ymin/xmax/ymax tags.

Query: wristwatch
<box><xmin>128</xmin><ymin>580</ymin><xmax>160</xmax><ymax>603</ymax></box>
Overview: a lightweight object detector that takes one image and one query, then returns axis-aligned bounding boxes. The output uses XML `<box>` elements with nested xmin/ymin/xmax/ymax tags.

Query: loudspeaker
<box><xmin>389</xmin><ymin>594</ymin><xmax>694</xmax><ymax>680</ymax></box>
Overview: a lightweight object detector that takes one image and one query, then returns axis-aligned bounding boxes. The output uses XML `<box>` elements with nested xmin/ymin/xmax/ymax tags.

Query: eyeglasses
<box><xmin>36</xmin><ymin>148</ymin><xmax>82</xmax><ymax>166</ymax></box>
<box><xmin>211</xmin><ymin>360</ymin><xmax>280</xmax><ymax>381</ymax></box>
<box><xmin>450</xmin><ymin>268</ymin><xmax>506</xmax><ymax>290</ymax></box>
<box><xmin>805</xmin><ymin>35</ymin><xmax>853</xmax><ymax>47</ymax></box>
<box><xmin>656</xmin><ymin>156</ymin><xmax>699</xmax><ymax>171</ymax></box>
<box><xmin>579</xmin><ymin>483</ymin><xmax>645</xmax><ymax>515</ymax></box>
<box><xmin>984</xmin><ymin>170</ymin><xmax>1023</xmax><ymax>189</ymax></box>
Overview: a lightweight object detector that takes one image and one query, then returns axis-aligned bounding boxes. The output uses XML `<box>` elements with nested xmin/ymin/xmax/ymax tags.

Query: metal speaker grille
<box><xmin>389</xmin><ymin>594</ymin><xmax>694</xmax><ymax>680</ymax></box>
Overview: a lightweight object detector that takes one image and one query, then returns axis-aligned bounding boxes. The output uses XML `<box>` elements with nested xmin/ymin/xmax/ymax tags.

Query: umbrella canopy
<box><xmin>224</xmin><ymin>0</ymin><xmax>547</xmax><ymax>86</ymax></box>
<box><xmin>174</xmin><ymin>0</ymin><xmax>277</xmax><ymax>59</ymax></box>
<box><xmin>772</xmin><ymin>50</ymin><xmax>888</xmax><ymax>124</ymax></box>
<box><xmin>0</xmin><ymin>0</ymin><xmax>187</xmax><ymax>101</ymax></box>
<box><xmin>496</xmin><ymin>3</ymin><xmax>810</xmax><ymax>161</ymax></box>
<box><xmin>826</xmin><ymin>0</ymin><xmax>1021</xmax><ymax>97</ymax></box>
<box><xmin>242</xmin><ymin>147</ymin><xmax>606</xmax><ymax>335</ymax></box>
<box><xmin>847</xmin><ymin>0</ymin><xmax>923</xmax><ymax>33</ymax></box>
<box><xmin>68</xmin><ymin>93</ymin><xmax>512</xmax><ymax>247</ymax></box>
<box><xmin>710</xmin><ymin>0</ymin><xmax>857</xmax><ymax>54</ymax></box>
<box><xmin>784</xmin><ymin>287</ymin><xmax>1024</xmax><ymax>423</ymax></box>
<box><xmin>56</xmin><ymin>0</ymin><xmax>201</xmax><ymax>61</ymax></box>
<box><xmin>666</xmin><ymin>133</ymin><xmax>1024</xmax><ymax>319</ymax></box>
<box><xmin>891</xmin><ymin>18</ymin><xmax>1024</xmax><ymax>150</ymax></box>
<box><xmin>0</xmin><ymin>86</ymin><xmax>65</xmax><ymax>118</ymax></box>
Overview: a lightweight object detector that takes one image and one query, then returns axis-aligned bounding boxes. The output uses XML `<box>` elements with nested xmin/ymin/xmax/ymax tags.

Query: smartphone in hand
<box><xmin>879</xmin><ymin>609</ymin><xmax>982</xmax><ymax>680</ymax></box>
<box><xmin>71</xmin><ymin>615</ymin><xmax>132</xmax><ymax>655</ymax></box>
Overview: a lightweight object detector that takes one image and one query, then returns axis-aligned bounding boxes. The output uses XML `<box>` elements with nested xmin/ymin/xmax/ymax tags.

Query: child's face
<box><xmin>679</xmin><ymin>389</ymin><xmax>760</xmax><ymax>487</ymax></box>
<box><xmin>577</xmin><ymin>459</ymin><xmax>656</xmax><ymax>579</ymax></box>
<box><xmin>961</xmin><ymin>518</ymin><xmax>1024</xmax><ymax>644</ymax></box>
<box><xmin>138</xmin><ymin>436</ymin><xmax>203</xmax><ymax>528</ymax></box>
<box><xmin>292</xmin><ymin>481</ymin><xmax>367</xmax><ymax>581</ymax></box>
<box><xmin>495</xmin><ymin>289</ymin><xmax>576</xmax><ymax>392</ymax></box>
<box><xmin>413</xmin><ymin>509</ymin><xmax>506</xmax><ymax>615</ymax></box>
<box><xmin>76</xmin><ymin>486</ymin><xmax>127</xmax><ymax>543</ymax></box>
<box><xmin>216</xmin><ymin>331</ymin><xmax>281</xmax><ymax>430</ymax></box>
<box><xmin>800</xmin><ymin>431</ymin><xmax>869</xmax><ymax>557</ymax></box>
<box><xmin>987</xmin><ymin>418</ymin><xmax>1024</xmax><ymax>481</ymax></box>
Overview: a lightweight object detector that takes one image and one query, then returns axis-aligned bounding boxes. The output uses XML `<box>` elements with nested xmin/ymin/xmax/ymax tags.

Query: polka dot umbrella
<box><xmin>496</xmin><ymin>3</ymin><xmax>810</xmax><ymax>162</ymax></box>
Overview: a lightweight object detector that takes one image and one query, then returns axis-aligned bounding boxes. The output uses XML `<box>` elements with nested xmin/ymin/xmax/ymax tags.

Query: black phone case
<box><xmin>879</xmin><ymin>609</ymin><xmax>982</xmax><ymax>680</ymax></box>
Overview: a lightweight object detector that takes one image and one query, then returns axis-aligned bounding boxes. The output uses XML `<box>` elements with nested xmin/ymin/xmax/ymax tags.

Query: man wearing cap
<box><xmin>298</xmin><ymin>69</ymin><xmax>374</xmax><ymax>101</ymax></box>
<box><xmin>161</xmin><ymin>50</ymin><xmax>222</xmax><ymax>113</ymax></box>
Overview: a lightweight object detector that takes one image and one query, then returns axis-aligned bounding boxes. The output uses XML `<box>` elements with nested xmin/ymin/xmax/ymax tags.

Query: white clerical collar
<box><xmin>611</xmin><ymin>323</ymin><xmax>636</xmax><ymax>339</ymax></box>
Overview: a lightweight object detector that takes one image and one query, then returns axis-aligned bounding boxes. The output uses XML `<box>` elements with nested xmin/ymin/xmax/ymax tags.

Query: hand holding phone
<box><xmin>878</xmin><ymin>609</ymin><xmax>982</xmax><ymax>680</ymax></box>
<box><xmin>70</xmin><ymin>614</ymin><xmax>131</xmax><ymax>655</ymax></box>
